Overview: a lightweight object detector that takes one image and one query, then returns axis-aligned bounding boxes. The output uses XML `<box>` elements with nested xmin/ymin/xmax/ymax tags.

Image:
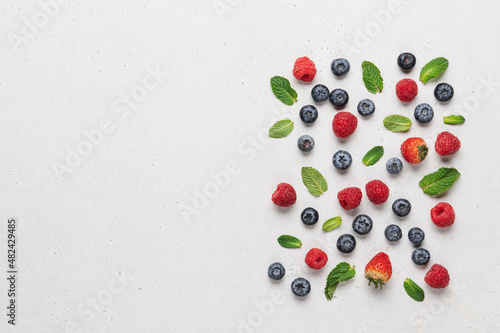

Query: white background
<box><xmin>1</xmin><ymin>0</ymin><xmax>500</xmax><ymax>332</ymax></box>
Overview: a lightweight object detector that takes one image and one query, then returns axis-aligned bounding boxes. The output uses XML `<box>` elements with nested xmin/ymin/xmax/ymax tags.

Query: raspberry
<box><xmin>332</xmin><ymin>112</ymin><xmax>358</xmax><ymax>139</ymax></box>
<box><xmin>430</xmin><ymin>202</ymin><xmax>455</xmax><ymax>227</ymax></box>
<box><xmin>396</xmin><ymin>78</ymin><xmax>418</xmax><ymax>102</ymax></box>
<box><xmin>365</xmin><ymin>180</ymin><xmax>389</xmax><ymax>205</ymax></box>
<box><xmin>337</xmin><ymin>187</ymin><xmax>362</xmax><ymax>210</ymax></box>
<box><xmin>293</xmin><ymin>57</ymin><xmax>316</xmax><ymax>82</ymax></box>
<box><xmin>435</xmin><ymin>131</ymin><xmax>461</xmax><ymax>156</ymax></box>
<box><xmin>305</xmin><ymin>248</ymin><xmax>328</xmax><ymax>270</ymax></box>
<box><xmin>424</xmin><ymin>264</ymin><xmax>450</xmax><ymax>289</ymax></box>
<box><xmin>272</xmin><ymin>183</ymin><xmax>296</xmax><ymax>207</ymax></box>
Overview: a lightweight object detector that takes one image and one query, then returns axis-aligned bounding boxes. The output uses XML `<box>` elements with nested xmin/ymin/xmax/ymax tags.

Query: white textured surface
<box><xmin>1</xmin><ymin>0</ymin><xmax>500</xmax><ymax>332</ymax></box>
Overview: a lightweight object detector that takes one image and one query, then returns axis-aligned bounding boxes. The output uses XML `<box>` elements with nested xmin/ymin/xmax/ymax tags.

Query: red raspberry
<box><xmin>365</xmin><ymin>180</ymin><xmax>389</xmax><ymax>205</ymax></box>
<box><xmin>272</xmin><ymin>183</ymin><xmax>296</xmax><ymax>207</ymax></box>
<box><xmin>305</xmin><ymin>248</ymin><xmax>328</xmax><ymax>270</ymax></box>
<box><xmin>424</xmin><ymin>264</ymin><xmax>450</xmax><ymax>289</ymax></box>
<box><xmin>435</xmin><ymin>131</ymin><xmax>461</xmax><ymax>156</ymax></box>
<box><xmin>430</xmin><ymin>202</ymin><xmax>455</xmax><ymax>227</ymax></box>
<box><xmin>396</xmin><ymin>78</ymin><xmax>418</xmax><ymax>102</ymax></box>
<box><xmin>293</xmin><ymin>57</ymin><xmax>316</xmax><ymax>82</ymax></box>
<box><xmin>332</xmin><ymin>112</ymin><xmax>358</xmax><ymax>139</ymax></box>
<box><xmin>337</xmin><ymin>187</ymin><xmax>362</xmax><ymax>210</ymax></box>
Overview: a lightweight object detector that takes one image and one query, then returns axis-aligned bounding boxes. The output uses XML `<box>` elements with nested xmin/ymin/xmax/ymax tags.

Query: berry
<box><xmin>311</xmin><ymin>84</ymin><xmax>329</xmax><ymax>102</ymax></box>
<box><xmin>384</xmin><ymin>224</ymin><xmax>402</xmax><ymax>242</ymax></box>
<box><xmin>268</xmin><ymin>262</ymin><xmax>285</xmax><ymax>280</ymax></box>
<box><xmin>357</xmin><ymin>99</ymin><xmax>375</xmax><ymax>117</ymax></box>
<box><xmin>337</xmin><ymin>187</ymin><xmax>362</xmax><ymax>210</ymax></box>
<box><xmin>386</xmin><ymin>157</ymin><xmax>403</xmax><ymax>174</ymax></box>
<box><xmin>272</xmin><ymin>183</ymin><xmax>297</xmax><ymax>207</ymax></box>
<box><xmin>408</xmin><ymin>227</ymin><xmax>425</xmax><ymax>245</ymax></box>
<box><xmin>424</xmin><ymin>264</ymin><xmax>450</xmax><ymax>289</ymax></box>
<box><xmin>291</xmin><ymin>277</ymin><xmax>311</xmax><ymax>296</ymax></box>
<box><xmin>293</xmin><ymin>57</ymin><xmax>316</xmax><ymax>82</ymax></box>
<box><xmin>332</xmin><ymin>112</ymin><xmax>358</xmax><ymax>139</ymax></box>
<box><xmin>329</xmin><ymin>88</ymin><xmax>349</xmax><ymax>108</ymax></box>
<box><xmin>365</xmin><ymin>252</ymin><xmax>392</xmax><ymax>288</ymax></box>
<box><xmin>352</xmin><ymin>214</ymin><xmax>373</xmax><ymax>235</ymax></box>
<box><xmin>337</xmin><ymin>234</ymin><xmax>356</xmax><ymax>253</ymax></box>
<box><xmin>331</xmin><ymin>58</ymin><xmax>350</xmax><ymax>76</ymax></box>
<box><xmin>414</xmin><ymin>103</ymin><xmax>434</xmax><ymax>124</ymax></box>
<box><xmin>365</xmin><ymin>180</ymin><xmax>389</xmax><ymax>205</ymax></box>
<box><xmin>305</xmin><ymin>248</ymin><xmax>328</xmax><ymax>270</ymax></box>
<box><xmin>430</xmin><ymin>202</ymin><xmax>455</xmax><ymax>228</ymax></box>
<box><xmin>301</xmin><ymin>207</ymin><xmax>319</xmax><ymax>226</ymax></box>
<box><xmin>397</xmin><ymin>52</ymin><xmax>416</xmax><ymax>71</ymax></box>
<box><xmin>400</xmin><ymin>137</ymin><xmax>428</xmax><ymax>164</ymax></box>
<box><xmin>297</xmin><ymin>135</ymin><xmax>315</xmax><ymax>152</ymax></box>
<box><xmin>299</xmin><ymin>105</ymin><xmax>318</xmax><ymax>124</ymax></box>
<box><xmin>396</xmin><ymin>78</ymin><xmax>418</xmax><ymax>102</ymax></box>
<box><xmin>392</xmin><ymin>198</ymin><xmax>411</xmax><ymax>217</ymax></box>
<box><xmin>412</xmin><ymin>248</ymin><xmax>430</xmax><ymax>266</ymax></box>
<box><xmin>435</xmin><ymin>131</ymin><xmax>461</xmax><ymax>156</ymax></box>
<box><xmin>332</xmin><ymin>150</ymin><xmax>352</xmax><ymax>170</ymax></box>
<box><xmin>434</xmin><ymin>83</ymin><xmax>454</xmax><ymax>102</ymax></box>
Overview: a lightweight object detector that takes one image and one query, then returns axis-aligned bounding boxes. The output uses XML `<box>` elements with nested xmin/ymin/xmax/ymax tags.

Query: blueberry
<box><xmin>299</xmin><ymin>105</ymin><xmax>318</xmax><ymax>124</ymax></box>
<box><xmin>291</xmin><ymin>277</ymin><xmax>311</xmax><ymax>297</ymax></box>
<box><xmin>332</xmin><ymin>150</ymin><xmax>352</xmax><ymax>170</ymax></box>
<box><xmin>414</xmin><ymin>103</ymin><xmax>434</xmax><ymax>123</ymax></box>
<box><xmin>268</xmin><ymin>262</ymin><xmax>285</xmax><ymax>280</ymax></box>
<box><xmin>408</xmin><ymin>227</ymin><xmax>425</xmax><ymax>246</ymax></box>
<box><xmin>301</xmin><ymin>207</ymin><xmax>319</xmax><ymax>226</ymax></box>
<box><xmin>434</xmin><ymin>83</ymin><xmax>454</xmax><ymax>102</ymax></box>
<box><xmin>397</xmin><ymin>52</ymin><xmax>416</xmax><ymax>71</ymax></box>
<box><xmin>392</xmin><ymin>198</ymin><xmax>412</xmax><ymax>217</ymax></box>
<box><xmin>385</xmin><ymin>224</ymin><xmax>402</xmax><ymax>242</ymax></box>
<box><xmin>331</xmin><ymin>58</ymin><xmax>350</xmax><ymax>76</ymax></box>
<box><xmin>386</xmin><ymin>157</ymin><xmax>403</xmax><ymax>174</ymax></box>
<box><xmin>297</xmin><ymin>135</ymin><xmax>315</xmax><ymax>152</ymax></box>
<box><xmin>352</xmin><ymin>214</ymin><xmax>373</xmax><ymax>235</ymax></box>
<box><xmin>412</xmin><ymin>248</ymin><xmax>430</xmax><ymax>266</ymax></box>
<box><xmin>337</xmin><ymin>234</ymin><xmax>356</xmax><ymax>253</ymax></box>
<box><xmin>311</xmin><ymin>84</ymin><xmax>329</xmax><ymax>103</ymax></box>
<box><xmin>329</xmin><ymin>89</ymin><xmax>349</xmax><ymax>108</ymax></box>
<box><xmin>357</xmin><ymin>99</ymin><xmax>375</xmax><ymax>117</ymax></box>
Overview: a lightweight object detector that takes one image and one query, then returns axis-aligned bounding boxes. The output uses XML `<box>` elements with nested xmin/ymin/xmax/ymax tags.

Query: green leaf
<box><xmin>362</xmin><ymin>146</ymin><xmax>384</xmax><ymax>166</ymax></box>
<box><xmin>325</xmin><ymin>262</ymin><xmax>356</xmax><ymax>300</ymax></box>
<box><xmin>270</xmin><ymin>76</ymin><xmax>297</xmax><ymax>105</ymax></box>
<box><xmin>301</xmin><ymin>167</ymin><xmax>328</xmax><ymax>197</ymax></box>
<box><xmin>268</xmin><ymin>119</ymin><xmax>294</xmax><ymax>138</ymax></box>
<box><xmin>419</xmin><ymin>57</ymin><xmax>449</xmax><ymax>83</ymax></box>
<box><xmin>419</xmin><ymin>167</ymin><xmax>461</xmax><ymax>196</ymax></box>
<box><xmin>404</xmin><ymin>278</ymin><xmax>425</xmax><ymax>302</ymax></box>
<box><xmin>383</xmin><ymin>115</ymin><xmax>412</xmax><ymax>132</ymax></box>
<box><xmin>277</xmin><ymin>235</ymin><xmax>302</xmax><ymax>248</ymax></box>
<box><xmin>322</xmin><ymin>217</ymin><xmax>342</xmax><ymax>232</ymax></box>
<box><xmin>444</xmin><ymin>115</ymin><xmax>465</xmax><ymax>125</ymax></box>
<box><xmin>362</xmin><ymin>61</ymin><xmax>383</xmax><ymax>94</ymax></box>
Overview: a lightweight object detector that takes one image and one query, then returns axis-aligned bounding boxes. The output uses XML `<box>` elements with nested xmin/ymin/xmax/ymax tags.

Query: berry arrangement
<box><xmin>268</xmin><ymin>53</ymin><xmax>463</xmax><ymax>302</ymax></box>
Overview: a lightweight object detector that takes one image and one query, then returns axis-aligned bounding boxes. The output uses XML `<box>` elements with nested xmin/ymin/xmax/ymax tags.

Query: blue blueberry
<box><xmin>268</xmin><ymin>262</ymin><xmax>285</xmax><ymax>280</ymax></box>
<box><xmin>311</xmin><ymin>84</ymin><xmax>329</xmax><ymax>103</ymax></box>
<box><xmin>357</xmin><ymin>99</ymin><xmax>375</xmax><ymax>117</ymax></box>
<box><xmin>385</xmin><ymin>224</ymin><xmax>402</xmax><ymax>242</ymax></box>
<box><xmin>301</xmin><ymin>207</ymin><xmax>319</xmax><ymax>226</ymax></box>
<box><xmin>412</xmin><ymin>248</ymin><xmax>430</xmax><ymax>266</ymax></box>
<box><xmin>291</xmin><ymin>277</ymin><xmax>311</xmax><ymax>297</ymax></box>
<box><xmin>386</xmin><ymin>157</ymin><xmax>403</xmax><ymax>174</ymax></box>
<box><xmin>414</xmin><ymin>103</ymin><xmax>434</xmax><ymax>123</ymax></box>
<box><xmin>397</xmin><ymin>52</ymin><xmax>416</xmax><ymax>71</ymax></box>
<box><xmin>297</xmin><ymin>135</ymin><xmax>315</xmax><ymax>152</ymax></box>
<box><xmin>392</xmin><ymin>198</ymin><xmax>412</xmax><ymax>217</ymax></box>
<box><xmin>331</xmin><ymin>58</ymin><xmax>350</xmax><ymax>76</ymax></box>
<box><xmin>352</xmin><ymin>214</ymin><xmax>373</xmax><ymax>235</ymax></box>
<box><xmin>299</xmin><ymin>105</ymin><xmax>318</xmax><ymax>124</ymax></box>
<box><xmin>329</xmin><ymin>89</ymin><xmax>349</xmax><ymax>108</ymax></box>
<box><xmin>434</xmin><ymin>83</ymin><xmax>454</xmax><ymax>102</ymax></box>
<box><xmin>408</xmin><ymin>227</ymin><xmax>425</xmax><ymax>246</ymax></box>
<box><xmin>332</xmin><ymin>150</ymin><xmax>352</xmax><ymax>170</ymax></box>
<box><xmin>337</xmin><ymin>234</ymin><xmax>356</xmax><ymax>253</ymax></box>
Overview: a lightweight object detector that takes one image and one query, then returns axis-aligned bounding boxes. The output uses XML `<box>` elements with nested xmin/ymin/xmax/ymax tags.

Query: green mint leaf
<box><xmin>383</xmin><ymin>115</ymin><xmax>412</xmax><ymax>132</ymax></box>
<box><xmin>270</xmin><ymin>76</ymin><xmax>297</xmax><ymax>106</ymax></box>
<box><xmin>362</xmin><ymin>61</ymin><xmax>383</xmax><ymax>93</ymax></box>
<box><xmin>322</xmin><ymin>217</ymin><xmax>342</xmax><ymax>232</ymax></box>
<box><xmin>419</xmin><ymin>57</ymin><xmax>449</xmax><ymax>83</ymax></box>
<box><xmin>419</xmin><ymin>167</ymin><xmax>461</xmax><ymax>196</ymax></box>
<box><xmin>277</xmin><ymin>235</ymin><xmax>302</xmax><ymax>248</ymax></box>
<box><xmin>404</xmin><ymin>278</ymin><xmax>425</xmax><ymax>302</ymax></box>
<box><xmin>325</xmin><ymin>262</ymin><xmax>356</xmax><ymax>300</ymax></box>
<box><xmin>325</xmin><ymin>281</ymin><xmax>339</xmax><ymax>300</ymax></box>
<box><xmin>301</xmin><ymin>167</ymin><xmax>328</xmax><ymax>197</ymax></box>
<box><xmin>444</xmin><ymin>115</ymin><xmax>465</xmax><ymax>125</ymax></box>
<box><xmin>269</xmin><ymin>119</ymin><xmax>294</xmax><ymax>138</ymax></box>
<box><xmin>362</xmin><ymin>146</ymin><xmax>384</xmax><ymax>166</ymax></box>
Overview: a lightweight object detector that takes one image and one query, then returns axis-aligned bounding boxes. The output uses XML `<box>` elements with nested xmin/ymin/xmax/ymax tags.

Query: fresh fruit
<box><xmin>397</xmin><ymin>52</ymin><xmax>416</xmax><ymax>71</ymax></box>
<box><xmin>357</xmin><ymin>99</ymin><xmax>375</xmax><ymax>117</ymax></box>
<box><xmin>365</xmin><ymin>180</ymin><xmax>389</xmax><ymax>205</ymax></box>
<box><xmin>400</xmin><ymin>137</ymin><xmax>429</xmax><ymax>164</ymax></box>
<box><xmin>414</xmin><ymin>103</ymin><xmax>434</xmax><ymax>124</ymax></box>
<box><xmin>412</xmin><ymin>248</ymin><xmax>430</xmax><ymax>266</ymax></box>
<box><xmin>291</xmin><ymin>277</ymin><xmax>311</xmax><ymax>296</ymax></box>
<box><xmin>352</xmin><ymin>214</ymin><xmax>373</xmax><ymax>235</ymax></box>
<box><xmin>337</xmin><ymin>187</ymin><xmax>362</xmax><ymax>210</ymax></box>
<box><xmin>408</xmin><ymin>227</ymin><xmax>425</xmax><ymax>245</ymax></box>
<box><xmin>293</xmin><ymin>57</ymin><xmax>316</xmax><ymax>82</ymax></box>
<box><xmin>311</xmin><ymin>84</ymin><xmax>329</xmax><ymax>102</ymax></box>
<box><xmin>424</xmin><ymin>264</ymin><xmax>450</xmax><ymax>289</ymax></box>
<box><xmin>332</xmin><ymin>150</ymin><xmax>353</xmax><ymax>170</ymax></box>
<box><xmin>297</xmin><ymin>135</ymin><xmax>315</xmax><ymax>152</ymax></box>
<box><xmin>434</xmin><ymin>82</ymin><xmax>454</xmax><ymax>102</ymax></box>
<box><xmin>329</xmin><ymin>88</ymin><xmax>349</xmax><ymax>108</ymax></box>
<box><xmin>305</xmin><ymin>248</ymin><xmax>328</xmax><ymax>270</ymax></box>
<box><xmin>430</xmin><ymin>202</ymin><xmax>455</xmax><ymax>228</ymax></box>
<box><xmin>268</xmin><ymin>262</ymin><xmax>285</xmax><ymax>280</ymax></box>
<box><xmin>301</xmin><ymin>207</ymin><xmax>319</xmax><ymax>226</ymax></box>
<box><xmin>272</xmin><ymin>183</ymin><xmax>297</xmax><ymax>207</ymax></box>
<box><xmin>299</xmin><ymin>105</ymin><xmax>318</xmax><ymax>124</ymax></box>
<box><xmin>337</xmin><ymin>234</ymin><xmax>356</xmax><ymax>253</ymax></box>
<box><xmin>435</xmin><ymin>131</ymin><xmax>461</xmax><ymax>156</ymax></box>
<box><xmin>365</xmin><ymin>252</ymin><xmax>392</xmax><ymax>288</ymax></box>
<box><xmin>332</xmin><ymin>112</ymin><xmax>358</xmax><ymax>139</ymax></box>
<box><xmin>386</xmin><ymin>157</ymin><xmax>403</xmax><ymax>174</ymax></box>
<box><xmin>396</xmin><ymin>78</ymin><xmax>418</xmax><ymax>102</ymax></box>
<box><xmin>331</xmin><ymin>58</ymin><xmax>350</xmax><ymax>76</ymax></box>
<box><xmin>392</xmin><ymin>198</ymin><xmax>412</xmax><ymax>217</ymax></box>
<box><xmin>385</xmin><ymin>224</ymin><xmax>402</xmax><ymax>242</ymax></box>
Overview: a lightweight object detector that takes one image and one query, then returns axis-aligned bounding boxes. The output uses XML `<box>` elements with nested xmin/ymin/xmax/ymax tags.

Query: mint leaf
<box><xmin>322</xmin><ymin>217</ymin><xmax>342</xmax><ymax>232</ymax></box>
<box><xmin>269</xmin><ymin>119</ymin><xmax>294</xmax><ymax>138</ymax></box>
<box><xmin>383</xmin><ymin>115</ymin><xmax>412</xmax><ymax>132</ymax></box>
<box><xmin>277</xmin><ymin>235</ymin><xmax>302</xmax><ymax>248</ymax></box>
<box><xmin>419</xmin><ymin>57</ymin><xmax>449</xmax><ymax>83</ymax></box>
<box><xmin>325</xmin><ymin>262</ymin><xmax>356</xmax><ymax>300</ymax></box>
<box><xmin>270</xmin><ymin>76</ymin><xmax>297</xmax><ymax>105</ymax></box>
<box><xmin>404</xmin><ymin>278</ymin><xmax>425</xmax><ymax>302</ymax></box>
<box><xmin>444</xmin><ymin>115</ymin><xmax>465</xmax><ymax>125</ymax></box>
<box><xmin>362</xmin><ymin>146</ymin><xmax>384</xmax><ymax>166</ymax></box>
<box><xmin>419</xmin><ymin>167</ymin><xmax>461</xmax><ymax>196</ymax></box>
<box><xmin>301</xmin><ymin>167</ymin><xmax>328</xmax><ymax>197</ymax></box>
<box><xmin>362</xmin><ymin>61</ymin><xmax>383</xmax><ymax>93</ymax></box>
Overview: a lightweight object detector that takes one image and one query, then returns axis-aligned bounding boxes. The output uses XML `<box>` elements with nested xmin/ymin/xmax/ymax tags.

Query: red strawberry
<box><xmin>424</xmin><ymin>264</ymin><xmax>450</xmax><ymax>289</ymax></box>
<box><xmin>365</xmin><ymin>252</ymin><xmax>392</xmax><ymax>289</ymax></box>
<box><xmin>401</xmin><ymin>137</ymin><xmax>429</xmax><ymax>164</ymax></box>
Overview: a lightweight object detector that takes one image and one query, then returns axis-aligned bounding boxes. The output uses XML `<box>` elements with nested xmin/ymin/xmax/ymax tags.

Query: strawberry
<box><xmin>400</xmin><ymin>137</ymin><xmax>428</xmax><ymax>164</ymax></box>
<box><xmin>365</xmin><ymin>252</ymin><xmax>392</xmax><ymax>289</ymax></box>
